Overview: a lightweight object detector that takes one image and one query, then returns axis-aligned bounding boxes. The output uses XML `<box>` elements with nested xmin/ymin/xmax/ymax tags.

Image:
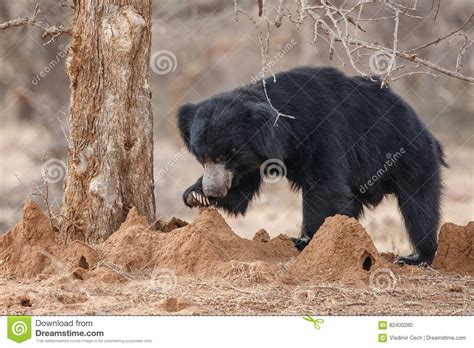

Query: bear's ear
<box><xmin>251</xmin><ymin>102</ymin><xmax>288</xmax><ymax>160</ymax></box>
<box><xmin>177</xmin><ymin>102</ymin><xmax>196</xmax><ymax>149</ymax></box>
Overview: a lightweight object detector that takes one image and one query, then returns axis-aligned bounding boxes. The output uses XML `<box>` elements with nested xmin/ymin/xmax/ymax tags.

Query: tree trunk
<box><xmin>60</xmin><ymin>0</ymin><xmax>155</xmax><ymax>244</ymax></box>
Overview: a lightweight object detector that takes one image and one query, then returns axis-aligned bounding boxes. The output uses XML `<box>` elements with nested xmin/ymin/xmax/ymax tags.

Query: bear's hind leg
<box><xmin>395</xmin><ymin>172</ymin><xmax>441</xmax><ymax>265</ymax></box>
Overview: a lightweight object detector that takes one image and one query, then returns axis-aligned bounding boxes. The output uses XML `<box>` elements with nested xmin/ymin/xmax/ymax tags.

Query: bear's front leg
<box><xmin>293</xmin><ymin>181</ymin><xmax>363</xmax><ymax>251</ymax></box>
<box><xmin>291</xmin><ymin>184</ymin><xmax>335</xmax><ymax>251</ymax></box>
<box><xmin>183</xmin><ymin>176</ymin><xmax>210</xmax><ymax>207</ymax></box>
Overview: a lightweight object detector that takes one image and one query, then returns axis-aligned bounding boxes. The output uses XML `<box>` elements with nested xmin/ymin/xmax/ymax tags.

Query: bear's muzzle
<box><xmin>202</xmin><ymin>162</ymin><xmax>233</xmax><ymax>198</ymax></box>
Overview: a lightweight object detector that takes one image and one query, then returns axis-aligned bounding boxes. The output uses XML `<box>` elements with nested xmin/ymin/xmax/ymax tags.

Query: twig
<box><xmin>407</xmin><ymin>14</ymin><xmax>473</xmax><ymax>53</ymax></box>
<box><xmin>381</xmin><ymin>9</ymin><xmax>400</xmax><ymax>86</ymax></box>
<box><xmin>236</xmin><ymin>1</ymin><xmax>296</xmax><ymax>122</ymax></box>
<box><xmin>301</xmin><ymin>1</ymin><xmax>474</xmax><ymax>84</ymax></box>
<box><xmin>391</xmin><ymin>70</ymin><xmax>439</xmax><ymax>81</ymax></box>
<box><xmin>258</xmin><ymin>0</ymin><xmax>264</xmax><ymax>17</ymax></box>
<box><xmin>0</xmin><ymin>4</ymin><xmax>71</xmax><ymax>44</ymax></box>
<box><xmin>456</xmin><ymin>34</ymin><xmax>473</xmax><ymax>73</ymax></box>
<box><xmin>31</xmin><ymin>180</ymin><xmax>55</xmax><ymax>232</ymax></box>
<box><xmin>275</xmin><ymin>0</ymin><xmax>288</xmax><ymax>27</ymax></box>
<box><xmin>433</xmin><ymin>0</ymin><xmax>441</xmax><ymax>22</ymax></box>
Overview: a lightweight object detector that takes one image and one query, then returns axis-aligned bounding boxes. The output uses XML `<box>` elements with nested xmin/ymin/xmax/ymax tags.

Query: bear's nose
<box><xmin>202</xmin><ymin>161</ymin><xmax>233</xmax><ymax>198</ymax></box>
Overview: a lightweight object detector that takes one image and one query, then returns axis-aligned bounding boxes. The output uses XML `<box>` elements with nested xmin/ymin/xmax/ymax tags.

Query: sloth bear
<box><xmin>177</xmin><ymin>66</ymin><xmax>447</xmax><ymax>265</ymax></box>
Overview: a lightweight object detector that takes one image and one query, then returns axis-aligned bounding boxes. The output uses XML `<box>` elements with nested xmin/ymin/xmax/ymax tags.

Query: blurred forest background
<box><xmin>1</xmin><ymin>0</ymin><xmax>473</xmax><ymax>256</ymax></box>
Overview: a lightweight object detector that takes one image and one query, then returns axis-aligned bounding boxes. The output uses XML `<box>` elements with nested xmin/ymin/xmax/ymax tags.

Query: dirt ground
<box><xmin>0</xmin><ymin>201</ymin><xmax>472</xmax><ymax>315</ymax></box>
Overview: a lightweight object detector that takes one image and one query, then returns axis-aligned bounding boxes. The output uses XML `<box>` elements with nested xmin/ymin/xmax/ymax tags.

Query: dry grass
<box><xmin>1</xmin><ymin>263</ymin><xmax>472</xmax><ymax>316</ymax></box>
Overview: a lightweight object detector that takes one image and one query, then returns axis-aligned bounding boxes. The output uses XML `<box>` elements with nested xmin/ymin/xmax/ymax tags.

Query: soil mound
<box><xmin>0</xmin><ymin>200</ymin><xmax>56</xmax><ymax>278</ymax></box>
<box><xmin>253</xmin><ymin>229</ymin><xmax>270</xmax><ymax>242</ymax></box>
<box><xmin>61</xmin><ymin>241</ymin><xmax>100</xmax><ymax>272</ymax></box>
<box><xmin>145</xmin><ymin>208</ymin><xmax>298</xmax><ymax>276</ymax></box>
<box><xmin>1</xmin><ymin>201</ymin><xmax>473</xmax><ymax>315</ymax></box>
<box><xmin>433</xmin><ymin>221</ymin><xmax>474</xmax><ymax>276</ymax></box>
<box><xmin>100</xmin><ymin>207</ymin><xmax>164</xmax><ymax>272</ymax></box>
<box><xmin>291</xmin><ymin>215</ymin><xmax>389</xmax><ymax>282</ymax></box>
<box><xmin>155</xmin><ymin>217</ymin><xmax>188</xmax><ymax>233</ymax></box>
<box><xmin>0</xmin><ymin>204</ymin><xmax>297</xmax><ymax>280</ymax></box>
<box><xmin>86</xmin><ymin>207</ymin><xmax>297</xmax><ymax>277</ymax></box>
<box><xmin>2</xmin><ymin>200</ymin><xmax>472</xmax><ymax>287</ymax></box>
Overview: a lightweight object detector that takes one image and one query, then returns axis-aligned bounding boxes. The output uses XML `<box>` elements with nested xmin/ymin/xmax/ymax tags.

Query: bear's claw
<box><xmin>394</xmin><ymin>254</ymin><xmax>431</xmax><ymax>267</ymax></box>
<box><xmin>185</xmin><ymin>190</ymin><xmax>210</xmax><ymax>207</ymax></box>
<box><xmin>291</xmin><ymin>237</ymin><xmax>309</xmax><ymax>252</ymax></box>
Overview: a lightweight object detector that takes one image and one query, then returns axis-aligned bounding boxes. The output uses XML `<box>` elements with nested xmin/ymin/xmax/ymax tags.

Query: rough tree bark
<box><xmin>60</xmin><ymin>0</ymin><xmax>155</xmax><ymax>243</ymax></box>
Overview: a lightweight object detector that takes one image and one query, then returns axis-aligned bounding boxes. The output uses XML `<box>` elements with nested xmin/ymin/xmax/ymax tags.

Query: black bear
<box><xmin>177</xmin><ymin>66</ymin><xmax>447</xmax><ymax>265</ymax></box>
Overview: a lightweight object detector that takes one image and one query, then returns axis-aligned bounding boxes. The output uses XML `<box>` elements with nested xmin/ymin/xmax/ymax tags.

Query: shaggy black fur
<box><xmin>177</xmin><ymin>66</ymin><xmax>447</xmax><ymax>265</ymax></box>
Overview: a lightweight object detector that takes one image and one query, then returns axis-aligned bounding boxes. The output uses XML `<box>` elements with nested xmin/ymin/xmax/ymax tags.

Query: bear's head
<box><xmin>177</xmin><ymin>93</ymin><xmax>288</xmax><ymax>198</ymax></box>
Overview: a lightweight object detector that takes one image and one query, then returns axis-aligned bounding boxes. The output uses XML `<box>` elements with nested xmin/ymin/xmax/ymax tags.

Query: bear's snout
<box><xmin>202</xmin><ymin>162</ymin><xmax>233</xmax><ymax>198</ymax></box>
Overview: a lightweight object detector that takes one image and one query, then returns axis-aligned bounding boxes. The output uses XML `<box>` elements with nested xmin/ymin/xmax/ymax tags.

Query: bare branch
<box><xmin>381</xmin><ymin>9</ymin><xmax>400</xmax><ymax>87</ymax></box>
<box><xmin>433</xmin><ymin>0</ymin><xmax>441</xmax><ymax>22</ymax></box>
<box><xmin>297</xmin><ymin>1</ymin><xmax>474</xmax><ymax>84</ymax></box>
<box><xmin>234</xmin><ymin>0</ymin><xmax>474</xmax><ymax>90</ymax></box>
<box><xmin>391</xmin><ymin>70</ymin><xmax>439</xmax><ymax>82</ymax></box>
<box><xmin>275</xmin><ymin>0</ymin><xmax>288</xmax><ymax>28</ymax></box>
<box><xmin>0</xmin><ymin>4</ymin><xmax>71</xmax><ymax>44</ymax></box>
<box><xmin>31</xmin><ymin>155</ymin><xmax>57</xmax><ymax>231</ymax></box>
<box><xmin>258</xmin><ymin>0</ymin><xmax>264</xmax><ymax>17</ymax></box>
<box><xmin>236</xmin><ymin>0</ymin><xmax>295</xmax><ymax>122</ymax></box>
<box><xmin>407</xmin><ymin>14</ymin><xmax>473</xmax><ymax>53</ymax></box>
<box><xmin>456</xmin><ymin>34</ymin><xmax>473</xmax><ymax>73</ymax></box>
<box><xmin>350</xmin><ymin>37</ymin><xmax>474</xmax><ymax>83</ymax></box>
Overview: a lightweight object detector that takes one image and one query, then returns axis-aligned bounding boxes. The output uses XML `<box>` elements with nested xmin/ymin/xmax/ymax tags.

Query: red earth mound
<box><xmin>1</xmin><ymin>200</ymin><xmax>472</xmax><ymax>286</ymax></box>
<box><xmin>291</xmin><ymin>215</ymin><xmax>393</xmax><ymax>283</ymax></box>
<box><xmin>0</xmin><ymin>203</ymin><xmax>297</xmax><ymax>281</ymax></box>
<box><xmin>0</xmin><ymin>200</ymin><xmax>57</xmax><ymax>278</ymax></box>
<box><xmin>432</xmin><ymin>221</ymin><xmax>474</xmax><ymax>276</ymax></box>
<box><xmin>99</xmin><ymin>207</ymin><xmax>298</xmax><ymax>277</ymax></box>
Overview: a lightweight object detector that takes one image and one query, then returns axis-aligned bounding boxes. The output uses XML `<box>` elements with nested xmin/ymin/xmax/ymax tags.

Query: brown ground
<box><xmin>0</xmin><ymin>201</ymin><xmax>472</xmax><ymax>315</ymax></box>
